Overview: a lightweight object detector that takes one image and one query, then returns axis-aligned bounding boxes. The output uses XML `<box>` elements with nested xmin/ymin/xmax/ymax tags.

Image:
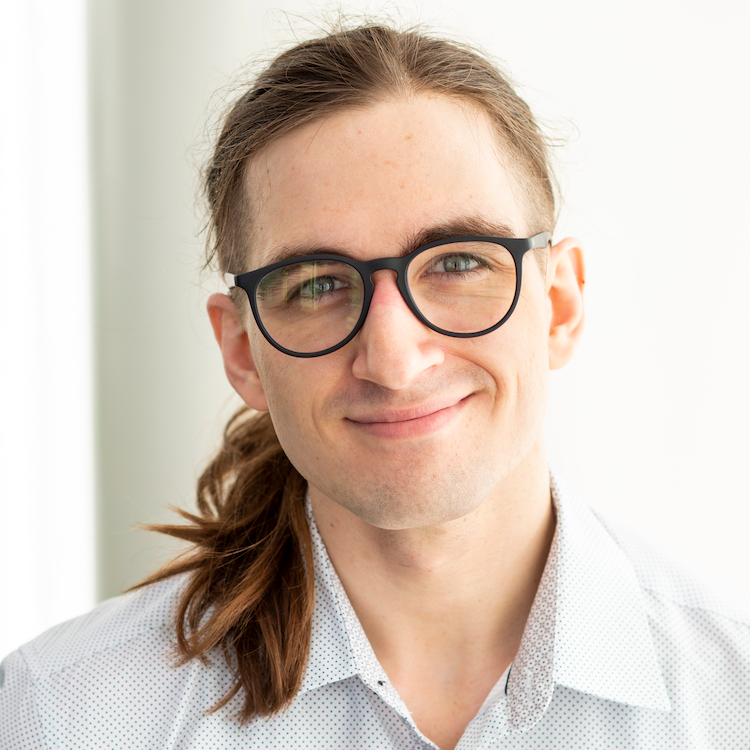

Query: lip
<box><xmin>345</xmin><ymin>394</ymin><xmax>471</xmax><ymax>439</ymax></box>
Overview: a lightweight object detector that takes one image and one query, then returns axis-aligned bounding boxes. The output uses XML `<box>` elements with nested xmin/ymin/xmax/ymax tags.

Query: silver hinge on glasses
<box><xmin>223</xmin><ymin>273</ymin><xmax>237</xmax><ymax>289</ymax></box>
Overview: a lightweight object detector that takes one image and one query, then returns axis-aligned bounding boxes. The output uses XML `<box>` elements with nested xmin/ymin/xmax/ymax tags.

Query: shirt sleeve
<box><xmin>0</xmin><ymin>650</ymin><xmax>47</xmax><ymax>750</ymax></box>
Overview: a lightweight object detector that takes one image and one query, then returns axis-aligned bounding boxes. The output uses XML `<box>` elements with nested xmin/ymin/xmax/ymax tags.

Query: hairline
<box><xmin>238</xmin><ymin>92</ymin><xmax>550</xmax><ymax>264</ymax></box>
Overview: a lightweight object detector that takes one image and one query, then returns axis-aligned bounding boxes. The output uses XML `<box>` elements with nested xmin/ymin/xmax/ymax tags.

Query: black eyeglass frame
<box><xmin>224</xmin><ymin>231</ymin><xmax>551</xmax><ymax>358</ymax></box>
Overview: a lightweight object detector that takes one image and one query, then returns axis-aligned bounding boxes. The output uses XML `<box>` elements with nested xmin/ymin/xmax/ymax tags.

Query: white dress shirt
<box><xmin>1</xmin><ymin>469</ymin><xmax>749</xmax><ymax>748</ymax></box>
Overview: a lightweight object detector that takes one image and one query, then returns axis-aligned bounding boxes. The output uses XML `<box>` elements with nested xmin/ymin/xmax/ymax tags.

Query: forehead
<box><xmin>245</xmin><ymin>94</ymin><xmax>528</xmax><ymax>267</ymax></box>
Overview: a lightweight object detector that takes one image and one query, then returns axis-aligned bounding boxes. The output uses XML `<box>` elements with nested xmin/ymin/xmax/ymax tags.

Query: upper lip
<box><xmin>347</xmin><ymin>395</ymin><xmax>468</xmax><ymax>423</ymax></box>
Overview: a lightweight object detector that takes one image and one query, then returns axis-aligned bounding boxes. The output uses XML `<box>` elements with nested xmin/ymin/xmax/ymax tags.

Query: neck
<box><xmin>309</xmin><ymin>438</ymin><xmax>555</xmax><ymax>749</ymax></box>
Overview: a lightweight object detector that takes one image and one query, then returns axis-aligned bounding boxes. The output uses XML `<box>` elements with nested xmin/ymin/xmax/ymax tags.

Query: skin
<box><xmin>207</xmin><ymin>94</ymin><xmax>585</xmax><ymax>750</ymax></box>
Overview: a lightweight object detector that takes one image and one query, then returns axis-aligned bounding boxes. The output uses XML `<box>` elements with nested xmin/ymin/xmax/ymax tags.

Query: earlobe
<box><xmin>546</xmin><ymin>237</ymin><xmax>585</xmax><ymax>370</ymax></box>
<box><xmin>207</xmin><ymin>293</ymin><xmax>269</xmax><ymax>411</ymax></box>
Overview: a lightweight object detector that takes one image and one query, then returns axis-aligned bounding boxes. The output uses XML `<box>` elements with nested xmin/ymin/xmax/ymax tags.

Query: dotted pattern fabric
<box><xmin>1</xmin><ymin>469</ymin><xmax>750</xmax><ymax>748</ymax></box>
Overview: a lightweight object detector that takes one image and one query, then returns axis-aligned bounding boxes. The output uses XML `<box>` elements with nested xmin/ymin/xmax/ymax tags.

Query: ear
<box><xmin>546</xmin><ymin>237</ymin><xmax>585</xmax><ymax>370</ymax></box>
<box><xmin>207</xmin><ymin>293</ymin><xmax>269</xmax><ymax>411</ymax></box>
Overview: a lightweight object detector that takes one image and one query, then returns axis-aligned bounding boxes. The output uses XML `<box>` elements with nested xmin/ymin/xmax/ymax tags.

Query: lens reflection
<box><xmin>257</xmin><ymin>260</ymin><xmax>364</xmax><ymax>353</ymax></box>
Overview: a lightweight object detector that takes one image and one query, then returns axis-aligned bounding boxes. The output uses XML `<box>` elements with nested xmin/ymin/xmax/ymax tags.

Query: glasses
<box><xmin>224</xmin><ymin>231</ymin><xmax>551</xmax><ymax>358</ymax></box>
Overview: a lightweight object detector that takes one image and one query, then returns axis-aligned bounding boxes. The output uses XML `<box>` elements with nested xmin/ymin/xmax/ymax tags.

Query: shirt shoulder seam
<box><xmin>22</xmin><ymin>614</ymin><xmax>177</xmax><ymax>682</ymax></box>
<box><xmin>639</xmin><ymin>582</ymin><xmax>750</xmax><ymax>628</ymax></box>
<box><xmin>588</xmin><ymin>506</ymin><xmax>750</xmax><ymax>628</ymax></box>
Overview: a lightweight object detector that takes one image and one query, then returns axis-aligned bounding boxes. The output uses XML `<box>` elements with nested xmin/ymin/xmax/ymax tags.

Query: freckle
<box><xmin>405</xmin><ymin>134</ymin><xmax>412</xmax><ymax>140</ymax></box>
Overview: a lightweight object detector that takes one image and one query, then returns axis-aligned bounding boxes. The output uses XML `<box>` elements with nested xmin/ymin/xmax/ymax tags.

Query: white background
<box><xmin>1</xmin><ymin>0</ymin><xmax>748</xmax><ymax>660</ymax></box>
<box><xmin>0</xmin><ymin>0</ymin><xmax>94</xmax><ymax>663</ymax></box>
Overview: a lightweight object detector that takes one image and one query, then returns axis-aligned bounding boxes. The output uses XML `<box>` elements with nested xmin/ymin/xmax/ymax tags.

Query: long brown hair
<box><xmin>128</xmin><ymin>21</ymin><xmax>558</xmax><ymax>724</ymax></box>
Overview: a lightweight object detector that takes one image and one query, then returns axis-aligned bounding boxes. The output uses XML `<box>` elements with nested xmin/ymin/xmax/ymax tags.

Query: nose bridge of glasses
<box><xmin>362</xmin><ymin>256</ymin><xmax>411</xmax><ymax>306</ymax></box>
<box><xmin>362</xmin><ymin>255</ymin><xmax>408</xmax><ymax>278</ymax></box>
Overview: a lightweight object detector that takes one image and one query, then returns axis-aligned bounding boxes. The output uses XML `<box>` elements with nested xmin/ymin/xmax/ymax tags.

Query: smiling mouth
<box><xmin>345</xmin><ymin>395</ymin><xmax>471</xmax><ymax>439</ymax></box>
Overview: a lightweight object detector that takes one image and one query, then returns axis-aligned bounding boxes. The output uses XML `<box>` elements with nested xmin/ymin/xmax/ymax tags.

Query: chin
<box><xmin>323</xmin><ymin>465</ymin><xmax>499</xmax><ymax>531</ymax></box>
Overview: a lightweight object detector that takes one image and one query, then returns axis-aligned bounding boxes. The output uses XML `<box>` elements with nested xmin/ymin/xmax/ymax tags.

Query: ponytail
<box><xmin>127</xmin><ymin>407</ymin><xmax>313</xmax><ymax>723</ymax></box>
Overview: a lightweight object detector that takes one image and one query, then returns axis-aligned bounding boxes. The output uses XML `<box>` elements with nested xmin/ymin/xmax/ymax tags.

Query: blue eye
<box><xmin>299</xmin><ymin>276</ymin><xmax>342</xmax><ymax>297</ymax></box>
<box><xmin>439</xmin><ymin>255</ymin><xmax>481</xmax><ymax>273</ymax></box>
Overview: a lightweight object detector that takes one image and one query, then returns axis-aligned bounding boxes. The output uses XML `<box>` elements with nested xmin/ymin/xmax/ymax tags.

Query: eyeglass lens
<box><xmin>255</xmin><ymin>241</ymin><xmax>518</xmax><ymax>355</ymax></box>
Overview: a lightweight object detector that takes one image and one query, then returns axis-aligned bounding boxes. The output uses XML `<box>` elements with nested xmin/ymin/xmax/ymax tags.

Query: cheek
<box><xmin>478</xmin><ymin>291</ymin><xmax>550</xmax><ymax>413</ymax></box>
<box><xmin>258</xmin><ymin>356</ymin><xmax>305</xmax><ymax>417</ymax></box>
<box><xmin>509</xmin><ymin>299</ymin><xmax>551</xmax><ymax>418</ymax></box>
<box><xmin>254</xmin><ymin>346</ymin><xmax>339</xmax><ymax>456</ymax></box>
<box><xmin>250</xmin><ymin>339</ymin><xmax>305</xmax><ymax>422</ymax></box>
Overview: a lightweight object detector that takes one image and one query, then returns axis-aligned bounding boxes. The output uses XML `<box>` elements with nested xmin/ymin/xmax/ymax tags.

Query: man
<box><xmin>1</xmin><ymin>22</ymin><xmax>749</xmax><ymax>750</ymax></box>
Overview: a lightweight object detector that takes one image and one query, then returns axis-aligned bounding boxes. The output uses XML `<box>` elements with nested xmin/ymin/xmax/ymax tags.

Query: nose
<box><xmin>351</xmin><ymin>270</ymin><xmax>444</xmax><ymax>389</ymax></box>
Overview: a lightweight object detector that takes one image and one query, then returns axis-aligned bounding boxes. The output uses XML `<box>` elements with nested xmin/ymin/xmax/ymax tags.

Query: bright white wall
<box><xmin>0</xmin><ymin>0</ymin><xmax>94</xmax><ymax>659</ymax></box>
<box><xmin>21</xmin><ymin>0</ymin><xmax>745</xmax><ymax>643</ymax></box>
<box><xmin>514</xmin><ymin>1</ymin><xmax>750</xmax><ymax>597</ymax></box>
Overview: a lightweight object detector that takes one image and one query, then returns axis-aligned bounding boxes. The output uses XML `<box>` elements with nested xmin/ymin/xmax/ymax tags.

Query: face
<box><xmin>210</xmin><ymin>94</ymin><xmax>584</xmax><ymax>530</ymax></box>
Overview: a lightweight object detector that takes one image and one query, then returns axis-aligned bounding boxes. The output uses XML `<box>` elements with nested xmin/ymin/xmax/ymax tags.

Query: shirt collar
<box><xmin>506</xmin><ymin>468</ymin><xmax>671</xmax><ymax>730</ymax></box>
<box><xmin>299</xmin><ymin>492</ymin><xmax>358</xmax><ymax>693</ymax></box>
<box><xmin>300</xmin><ymin>469</ymin><xmax>671</xmax><ymax>729</ymax></box>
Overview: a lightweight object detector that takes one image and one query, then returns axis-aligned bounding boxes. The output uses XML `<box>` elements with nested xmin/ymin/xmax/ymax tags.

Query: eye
<box><xmin>438</xmin><ymin>254</ymin><xmax>482</xmax><ymax>273</ymax></box>
<box><xmin>299</xmin><ymin>275</ymin><xmax>344</xmax><ymax>297</ymax></box>
<box><xmin>426</xmin><ymin>252</ymin><xmax>490</xmax><ymax>278</ymax></box>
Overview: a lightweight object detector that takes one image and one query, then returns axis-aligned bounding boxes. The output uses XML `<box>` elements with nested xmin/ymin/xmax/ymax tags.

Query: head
<box><xmin>207</xmin><ymin>24</ymin><xmax>585</xmax><ymax>530</ymax></box>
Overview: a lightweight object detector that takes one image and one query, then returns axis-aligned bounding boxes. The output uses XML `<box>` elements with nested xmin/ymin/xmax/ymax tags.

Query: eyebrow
<box><xmin>261</xmin><ymin>216</ymin><xmax>519</xmax><ymax>266</ymax></box>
